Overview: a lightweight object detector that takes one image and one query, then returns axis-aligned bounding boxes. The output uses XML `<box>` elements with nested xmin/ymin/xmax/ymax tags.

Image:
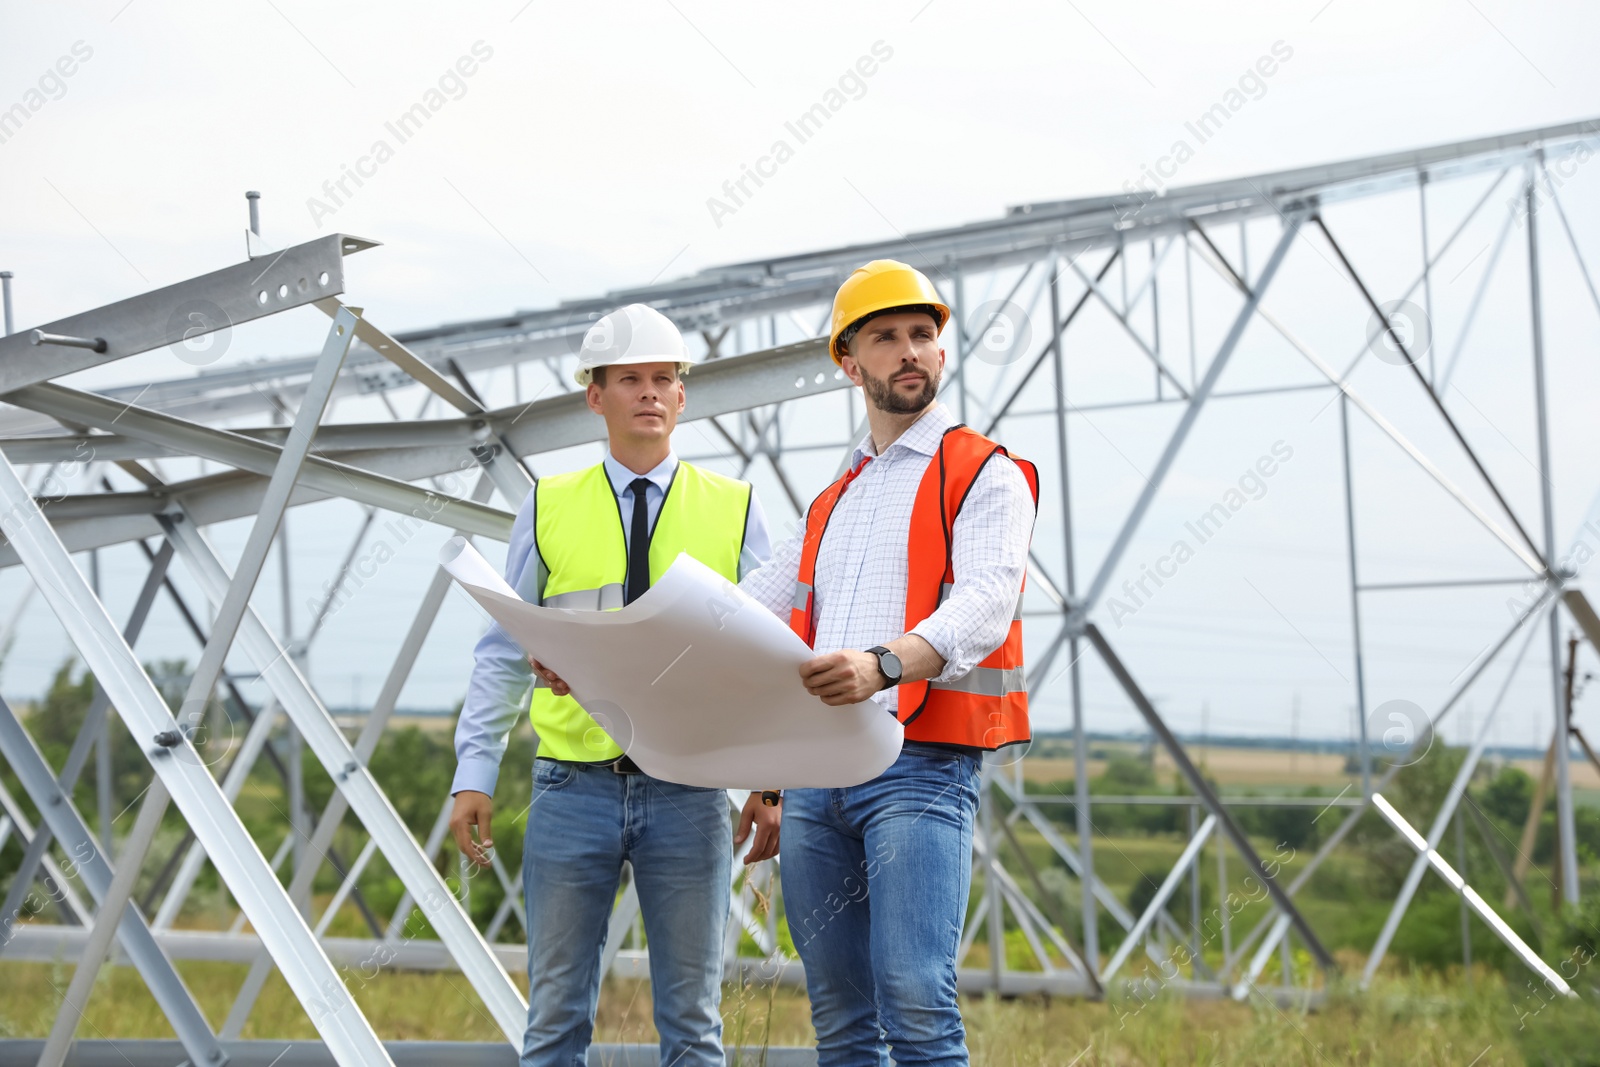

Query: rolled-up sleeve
<box><xmin>452</xmin><ymin>488</ymin><xmax>542</xmax><ymax>797</ymax></box>
<box><xmin>908</xmin><ymin>455</ymin><xmax>1035</xmax><ymax>683</ymax></box>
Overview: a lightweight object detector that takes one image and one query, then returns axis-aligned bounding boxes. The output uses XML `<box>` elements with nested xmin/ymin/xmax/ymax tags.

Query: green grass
<box><xmin>7</xmin><ymin>704</ymin><xmax>1598</xmax><ymax>1062</ymax></box>
<box><xmin>2</xmin><ymin>960</ymin><xmax>1592</xmax><ymax>1065</ymax></box>
<box><xmin>4</xmin><ymin>820</ymin><xmax>1592</xmax><ymax>1064</ymax></box>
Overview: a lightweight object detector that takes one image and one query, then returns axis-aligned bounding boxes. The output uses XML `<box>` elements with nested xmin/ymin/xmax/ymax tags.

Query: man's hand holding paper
<box><xmin>441</xmin><ymin>537</ymin><xmax>903</xmax><ymax>790</ymax></box>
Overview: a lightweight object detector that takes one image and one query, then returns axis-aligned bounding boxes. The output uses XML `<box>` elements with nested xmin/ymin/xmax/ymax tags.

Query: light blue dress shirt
<box><xmin>451</xmin><ymin>451</ymin><xmax>772</xmax><ymax>796</ymax></box>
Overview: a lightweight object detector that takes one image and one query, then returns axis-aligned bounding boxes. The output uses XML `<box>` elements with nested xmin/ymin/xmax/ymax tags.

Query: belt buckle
<box><xmin>609</xmin><ymin>754</ymin><xmax>642</xmax><ymax>775</ymax></box>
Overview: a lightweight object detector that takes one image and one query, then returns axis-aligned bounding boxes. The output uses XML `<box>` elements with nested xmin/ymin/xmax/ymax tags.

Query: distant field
<box><xmin>1020</xmin><ymin>746</ymin><xmax>1357</xmax><ymax>789</ymax></box>
<box><xmin>1021</xmin><ymin>743</ymin><xmax>1600</xmax><ymax>792</ymax></box>
<box><xmin>1164</xmin><ymin>747</ymin><xmax>1355</xmax><ymax>788</ymax></box>
<box><xmin>1510</xmin><ymin>755</ymin><xmax>1600</xmax><ymax>790</ymax></box>
<box><xmin>386</xmin><ymin>717</ymin><xmax>1600</xmax><ymax>793</ymax></box>
<box><xmin>358</xmin><ymin>712</ymin><xmax>457</xmax><ymax>736</ymax></box>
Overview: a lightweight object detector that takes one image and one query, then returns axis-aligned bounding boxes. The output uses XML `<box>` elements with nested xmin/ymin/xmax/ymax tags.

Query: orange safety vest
<box><xmin>788</xmin><ymin>424</ymin><xmax>1040</xmax><ymax>751</ymax></box>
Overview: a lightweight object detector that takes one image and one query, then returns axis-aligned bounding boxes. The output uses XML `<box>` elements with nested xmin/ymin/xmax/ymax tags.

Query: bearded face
<box><xmin>859</xmin><ymin>359</ymin><xmax>939</xmax><ymax>414</ymax></box>
<box><xmin>843</xmin><ymin>311</ymin><xmax>944</xmax><ymax>416</ymax></box>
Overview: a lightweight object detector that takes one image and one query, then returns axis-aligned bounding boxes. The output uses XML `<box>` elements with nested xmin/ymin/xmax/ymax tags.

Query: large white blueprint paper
<box><xmin>439</xmin><ymin>537</ymin><xmax>902</xmax><ymax>789</ymax></box>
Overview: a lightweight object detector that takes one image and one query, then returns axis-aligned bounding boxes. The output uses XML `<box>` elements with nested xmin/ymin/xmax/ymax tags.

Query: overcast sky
<box><xmin>2</xmin><ymin>0</ymin><xmax>1599</xmax><ymax>760</ymax></box>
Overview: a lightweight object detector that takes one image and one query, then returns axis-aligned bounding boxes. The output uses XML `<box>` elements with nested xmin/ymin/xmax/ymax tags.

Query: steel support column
<box><xmin>0</xmin><ymin>450</ymin><xmax>395</xmax><ymax>1065</ymax></box>
<box><xmin>1524</xmin><ymin>172</ymin><xmax>1581</xmax><ymax>904</ymax></box>
<box><xmin>1339</xmin><ymin>395</ymin><xmax>1372</xmax><ymax>800</ymax></box>
<box><xmin>161</xmin><ymin>510</ymin><xmax>528</xmax><ymax>1045</ymax></box>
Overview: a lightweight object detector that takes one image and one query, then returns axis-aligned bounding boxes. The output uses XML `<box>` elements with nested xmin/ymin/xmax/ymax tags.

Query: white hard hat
<box><xmin>574</xmin><ymin>303</ymin><xmax>694</xmax><ymax>386</ymax></box>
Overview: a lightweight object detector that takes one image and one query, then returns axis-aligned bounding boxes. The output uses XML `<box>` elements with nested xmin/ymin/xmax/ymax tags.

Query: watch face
<box><xmin>879</xmin><ymin>650</ymin><xmax>902</xmax><ymax>684</ymax></box>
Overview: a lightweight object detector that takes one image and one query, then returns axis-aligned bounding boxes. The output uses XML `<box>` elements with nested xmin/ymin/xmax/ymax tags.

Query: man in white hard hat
<box><xmin>449</xmin><ymin>303</ymin><xmax>782</xmax><ymax>1067</ymax></box>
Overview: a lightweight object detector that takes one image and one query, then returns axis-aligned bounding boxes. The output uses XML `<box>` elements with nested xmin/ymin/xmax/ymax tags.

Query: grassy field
<box><xmin>4</xmin><ymin>813</ymin><xmax>1594</xmax><ymax>1064</ymax></box>
<box><xmin>6</xmin><ymin>707</ymin><xmax>1599</xmax><ymax>1062</ymax></box>
<box><xmin>1</xmin><ymin>957</ymin><xmax>1590</xmax><ymax>1066</ymax></box>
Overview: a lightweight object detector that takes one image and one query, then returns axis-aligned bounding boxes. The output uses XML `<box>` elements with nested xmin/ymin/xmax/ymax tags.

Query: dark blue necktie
<box><xmin>625</xmin><ymin>478</ymin><xmax>652</xmax><ymax>605</ymax></box>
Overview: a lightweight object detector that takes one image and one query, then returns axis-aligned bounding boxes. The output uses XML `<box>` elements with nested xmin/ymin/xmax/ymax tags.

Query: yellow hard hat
<box><xmin>828</xmin><ymin>259</ymin><xmax>951</xmax><ymax>364</ymax></box>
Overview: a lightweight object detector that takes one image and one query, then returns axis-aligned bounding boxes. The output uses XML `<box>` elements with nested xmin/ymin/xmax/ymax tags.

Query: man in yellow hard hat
<box><xmin>741</xmin><ymin>260</ymin><xmax>1040</xmax><ymax>1066</ymax></box>
<box><xmin>449</xmin><ymin>303</ymin><xmax>783</xmax><ymax>1067</ymax></box>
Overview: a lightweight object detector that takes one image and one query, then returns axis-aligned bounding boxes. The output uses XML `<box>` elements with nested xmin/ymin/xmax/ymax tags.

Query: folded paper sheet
<box><xmin>440</xmin><ymin>537</ymin><xmax>903</xmax><ymax>789</ymax></box>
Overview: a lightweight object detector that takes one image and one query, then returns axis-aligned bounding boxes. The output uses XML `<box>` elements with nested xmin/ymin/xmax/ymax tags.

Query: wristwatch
<box><xmin>760</xmin><ymin>789</ymin><xmax>783</xmax><ymax>806</ymax></box>
<box><xmin>866</xmin><ymin>645</ymin><xmax>902</xmax><ymax>690</ymax></box>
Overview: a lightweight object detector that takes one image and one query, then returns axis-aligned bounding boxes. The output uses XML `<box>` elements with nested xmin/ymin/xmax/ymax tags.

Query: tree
<box><xmin>1479</xmin><ymin>763</ymin><xmax>1533</xmax><ymax>829</ymax></box>
<box><xmin>24</xmin><ymin>660</ymin><xmax>151</xmax><ymax>825</ymax></box>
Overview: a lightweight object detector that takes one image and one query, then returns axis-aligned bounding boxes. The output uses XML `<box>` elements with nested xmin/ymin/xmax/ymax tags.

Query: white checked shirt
<box><xmin>741</xmin><ymin>403</ymin><xmax>1036</xmax><ymax>716</ymax></box>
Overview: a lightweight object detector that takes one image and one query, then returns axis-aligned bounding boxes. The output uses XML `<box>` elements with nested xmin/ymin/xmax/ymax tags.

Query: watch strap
<box><xmin>867</xmin><ymin>645</ymin><xmax>901</xmax><ymax>688</ymax></box>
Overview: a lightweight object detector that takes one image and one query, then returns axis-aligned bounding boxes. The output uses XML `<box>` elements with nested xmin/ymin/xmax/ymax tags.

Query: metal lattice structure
<box><xmin>1</xmin><ymin>114</ymin><xmax>1598</xmax><ymax>1064</ymax></box>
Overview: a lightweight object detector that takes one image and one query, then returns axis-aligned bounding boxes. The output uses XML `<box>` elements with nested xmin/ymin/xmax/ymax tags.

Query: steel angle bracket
<box><xmin>0</xmin><ymin>233</ymin><xmax>378</xmax><ymax>394</ymax></box>
<box><xmin>3</xmin><ymin>381</ymin><xmax>513</xmax><ymax>541</ymax></box>
<box><xmin>1370</xmin><ymin>793</ymin><xmax>1574</xmax><ymax>997</ymax></box>
<box><xmin>0</xmin><ymin>700</ymin><xmax>223</xmax><ymax>1065</ymax></box>
<box><xmin>0</xmin><ymin>456</ymin><xmax>396</xmax><ymax>1065</ymax></box>
<box><xmin>312</xmin><ymin>298</ymin><xmax>482</xmax><ymax>416</ymax></box>
<box><xmin>158</xmin><ymin>509</ymin><xmax>529</xmax><ymax>1045</ymax></box>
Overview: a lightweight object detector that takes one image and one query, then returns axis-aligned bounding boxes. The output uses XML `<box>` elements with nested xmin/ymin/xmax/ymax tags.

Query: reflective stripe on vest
<box><xmin>543</xmin><ymin>584</ymin><xmax>626</xmax><ymax>611</ymax></box>
<box><xmin>787</xmin><ymin>423</ymin><xmax>1040</xmax><ymax>750</ymax></box>
<box><xmin>529</xmin><ymin>461</ymin><xmax>751</xmax><ymax>761</ymax></box>
<box><xmin>931</xmin><ymin>665</ymin><xmax>1027</xmax><ymax>697</ymax></box>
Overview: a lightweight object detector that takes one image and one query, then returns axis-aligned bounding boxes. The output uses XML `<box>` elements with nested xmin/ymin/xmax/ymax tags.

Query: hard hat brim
<box><xmin>829</xmin><ymin>302</ymin><xmax>951</xmax><ymax>364</ymax></box>
<box><xmin>574</xmin><ymin>359</ymin><xmax>693</xmax><ymax>386</ymax></box>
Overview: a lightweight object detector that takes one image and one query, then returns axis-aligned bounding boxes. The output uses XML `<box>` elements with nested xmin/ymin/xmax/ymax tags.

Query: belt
<box><xmin>540</xmin><ymin>754</ymin><xmax>644</xmax><ymax>775</ymax></box>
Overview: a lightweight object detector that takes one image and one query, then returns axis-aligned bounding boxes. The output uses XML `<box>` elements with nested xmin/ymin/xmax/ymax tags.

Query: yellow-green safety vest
<box><xmin>529</xmin><ymin>460</ymin><xmax>751</xmax><ymax>761</ymax></box>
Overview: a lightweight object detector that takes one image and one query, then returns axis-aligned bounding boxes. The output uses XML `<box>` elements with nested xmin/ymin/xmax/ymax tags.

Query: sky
<box><xmin>2</xmin><ymin>0</ymin><xmax>1599</xmax><ymax>760</ymax></box>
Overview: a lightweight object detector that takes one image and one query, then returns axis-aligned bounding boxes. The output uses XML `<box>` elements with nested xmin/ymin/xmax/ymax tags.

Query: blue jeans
<box><xmin>520</xmin><ymin>759</ymin><xmax>732</xmax><ymax>1067</ymax></box>
<box><xmin>780</xmin><ymin>742</ymin><xmax>982</xmax><ymax>1067</ymax></box>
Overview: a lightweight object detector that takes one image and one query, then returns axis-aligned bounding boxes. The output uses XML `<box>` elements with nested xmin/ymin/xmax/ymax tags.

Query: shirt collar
<box><xmin>602</xmin><ymin>450</ymin><xmax>678</xmax><ymax>496</ymax></box>
<box><xmin>850</xmin><ymin>402</ymin><xmax>955</xmax><ymax>469</ymax></box>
